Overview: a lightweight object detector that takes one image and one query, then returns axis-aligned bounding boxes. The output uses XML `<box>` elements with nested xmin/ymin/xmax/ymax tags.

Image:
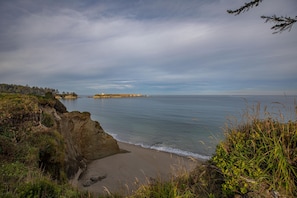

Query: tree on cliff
<box><xmin>227</xmin><ymin>0</ymin><xmax>297</xmax><ymax>33</ymax></box>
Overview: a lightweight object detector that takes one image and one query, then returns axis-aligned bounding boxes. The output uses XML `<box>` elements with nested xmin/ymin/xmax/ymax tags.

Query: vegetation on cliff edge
<box><xmin>212</xmin><ymin>103</ymin><xmax>297</xmax><ymax>197</ymax></box>
<box><xmin>0</xmin><ymin>93</ymin><xmax>84</xmax><ymax>197</ymax></box>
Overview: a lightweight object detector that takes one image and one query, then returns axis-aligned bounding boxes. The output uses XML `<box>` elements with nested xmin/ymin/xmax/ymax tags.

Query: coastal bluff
<box><xmin>59</xmin><ymin>111</ymin><xmax>120</xmax><ymax>161</ymax></box>
<box><xmin>58</xmin><ymin>111</ymin><xmax>120</xmax><ymax>179</ymax></box>
<box><xmin>0</xmin><ymin>93</ymin><xmax>120</xmax><ymax>181</ymax></box>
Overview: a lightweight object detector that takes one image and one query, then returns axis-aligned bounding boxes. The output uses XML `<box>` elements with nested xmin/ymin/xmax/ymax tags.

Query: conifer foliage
<box><xmin>227</xmin><ymin>0</ymin><xmax>296</xmax><ymax>33</ymax></box>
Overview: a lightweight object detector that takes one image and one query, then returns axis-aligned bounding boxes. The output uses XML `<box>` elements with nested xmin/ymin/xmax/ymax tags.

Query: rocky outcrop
<box><xmin>55</xmin><ymin>111</ymin><xmax>120</xmax><ymax>179</ymax></box>
<box><xmin>59</xmin><ymin>111</ymin><xmax>119</xmax><ymax>161</ymax></box>
<box><xmin>44</xmin><ymin>108</ymin><xmax>120</xmax><ymax>180</ymax></box>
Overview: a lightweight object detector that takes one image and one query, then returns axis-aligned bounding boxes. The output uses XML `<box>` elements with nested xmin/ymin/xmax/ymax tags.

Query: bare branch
<box><xmin>227</xmin><ymin>0</ymin><xmax>263</xmax><ymax>15</ymax></box>
<box><xmin>261</xmin><ymin>15</ymin><xmax>297</xmax><ymax>34</ymax></box>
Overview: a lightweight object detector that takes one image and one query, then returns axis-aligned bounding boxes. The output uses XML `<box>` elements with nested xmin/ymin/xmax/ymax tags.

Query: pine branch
<box><xmin>227</xmin><ymin>0</ymin><xmax>263</xmax><ymax>15</ymax></box>
<box><xmin>261</xmin><ymin>15</ymin><xmax>297</xmax><ymax>34</ymax></box>
<box><xmin>227</xmin><ymin>0</ymin><xmax>296</xmax><ymax>34</ymax></box>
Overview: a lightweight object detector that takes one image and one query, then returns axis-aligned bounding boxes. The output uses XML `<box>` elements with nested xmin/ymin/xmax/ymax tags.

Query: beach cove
<box><xmin>75</xmin><ymin>142</ymin><xmax>198</xmax><ymax>196</ymax></box>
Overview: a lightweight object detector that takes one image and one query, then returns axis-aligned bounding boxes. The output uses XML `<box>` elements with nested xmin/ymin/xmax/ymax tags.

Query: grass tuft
<box><xmin>212</xmin><ymin>102</ymin><xmax>297</xmax><ymax>197</ymax></box>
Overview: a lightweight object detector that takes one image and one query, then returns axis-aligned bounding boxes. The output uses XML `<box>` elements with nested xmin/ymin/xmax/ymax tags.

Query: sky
<box><xmin>0</xmin><ymin>0</ymin><xmax>296</xmax><ymax>95</ymax></box>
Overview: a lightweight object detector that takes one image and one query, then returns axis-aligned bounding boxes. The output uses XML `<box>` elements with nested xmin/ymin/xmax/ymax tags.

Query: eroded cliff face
<box><xmin>0</xmin><ymin>93</ymin><xmax>120</xmax><ymax>181</ymax></box>
<box><xmin>56</xmin><ymin>111</ymin><xmax>120</xmax><ymax>179</ymax></box>
<box><xmin>42</xmin><ymin>105</ymin><xmax>120</xmax><ymax>180</ymax></box>
<box><xmin>59</xmin><ymin>111</ymin><xmax>119</xmax><ymax>160</ymax></box>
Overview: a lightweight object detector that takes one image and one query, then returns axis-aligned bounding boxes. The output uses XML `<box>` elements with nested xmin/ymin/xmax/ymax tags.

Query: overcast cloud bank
<box><xmin>0</xmin><ymin>0</ymin><xmax>296</xmax><ymax>95</ymax></box>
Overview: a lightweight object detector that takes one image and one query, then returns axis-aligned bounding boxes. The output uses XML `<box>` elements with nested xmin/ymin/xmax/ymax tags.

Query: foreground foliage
<box><xmin>212</xmin><ymin>104</ymin><xmax>297</xmax><ymax>197</ymax></box>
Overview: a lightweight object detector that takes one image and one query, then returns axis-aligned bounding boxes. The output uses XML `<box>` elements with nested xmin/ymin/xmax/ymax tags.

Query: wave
<box><xmin>107</xmin><ymin>132</ymin><xmax>211</xmax><ymax>161</ymax></box>
<box><xmin>143</xmin><ymin>143</ymin><xmax>211</xmax><ymax>161</ymax></box>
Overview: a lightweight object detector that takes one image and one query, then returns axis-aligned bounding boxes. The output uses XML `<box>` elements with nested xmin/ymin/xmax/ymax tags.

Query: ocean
<box><xmin>61</xmin><ymin>95</ymin><xmax>296</xmax><ymax>160</ymax></box>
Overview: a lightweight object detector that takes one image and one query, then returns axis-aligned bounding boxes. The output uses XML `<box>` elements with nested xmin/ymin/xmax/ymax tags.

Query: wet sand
<box><xmin>76</xmin><ymin>142</ymin><xmax>199</xmax><ymax>196</ymax></box>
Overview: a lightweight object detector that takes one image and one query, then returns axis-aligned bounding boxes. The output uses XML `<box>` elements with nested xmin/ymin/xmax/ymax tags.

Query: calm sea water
<box><xmin>61</xmin><ymin>95</ymin><xmax>296</xmax><ymax>160</ymax></box>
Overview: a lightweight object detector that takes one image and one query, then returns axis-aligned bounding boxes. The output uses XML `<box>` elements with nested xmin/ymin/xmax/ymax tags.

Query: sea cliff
<box><xmin>0</xmin><ymin>93</ymin><xmax>120</xmax><ymax>189</ymax></box>
<box><xmin>58</xmin><ymin>110</ymin><xmax>119</xmax><ymax>179</ymax></box>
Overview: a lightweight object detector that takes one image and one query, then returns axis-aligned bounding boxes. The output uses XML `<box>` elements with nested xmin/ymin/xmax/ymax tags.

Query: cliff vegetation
<box><xmin>0</xmin><ymin>91</ymin><xmax>119</xmax><ymax>197</ymax></box>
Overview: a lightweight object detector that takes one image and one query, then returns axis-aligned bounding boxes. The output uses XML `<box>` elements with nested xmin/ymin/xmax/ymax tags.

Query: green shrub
<box><xmin>0</xmin><ymin>162</ymin><xmax>29</xmax><ymax>194</ymax></box>
<box><xmin>0</xmin><ymin>135</ymin><xmax>16</xmax><ymax>161</ymax></box>
<box><xmin>41</xmin><ymin>112</ymin><xmax>54</xmax><ymax>127</ymax></box>
<box><xmin>18</xmin><ymin>179</ymin><xmax>60</xmax><ymax>198</ymax></box>
<box><xmin>28</xmin><ymin>130</ymin><xmax>66</xmax><ymax>181</ymax></box>
<box><xmin>212</xmin><ymin>104</ymin><xmax>297</xmax><ymax>197</ymax></box>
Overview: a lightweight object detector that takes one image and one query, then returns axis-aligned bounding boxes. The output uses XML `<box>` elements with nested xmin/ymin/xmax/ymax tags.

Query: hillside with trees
<box><xmin>0</xmin><ymin>84</ymin><xmax>77</xmax><ymax>99</ymax></box>
<box><xmin>0</xmin><ymin>84</ymin><xmax>58</xmax><ymax>96</ymax></box>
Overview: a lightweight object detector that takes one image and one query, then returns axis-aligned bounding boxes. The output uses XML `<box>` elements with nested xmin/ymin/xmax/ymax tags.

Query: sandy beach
<box><xmin>76</xmin><ymin>142</ymin><xmax>199</xmax><ymax>196</ymax></box>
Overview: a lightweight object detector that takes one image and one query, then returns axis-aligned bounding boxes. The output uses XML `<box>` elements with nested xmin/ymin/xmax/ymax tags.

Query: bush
<box><xmin>28</xmin><ymin>130</ymin><xmax>66</xmax><ymax>181</ymax></box>
<box><xmin>0</xmin><ymin>162</ymin><xmax>29</xmax><ymax>195</ymax></box>
<box><xmin>18</xmin><ymin>179</ymin><xmax>60</xmax><ymax>198</ymax></box>
<box><xmin>41</xmin><ymin>112</ymin><xmax>54</xmax><ymax>127</ymax></box>
<box><xmin>212</xmin><ymin>104</ymin><xmax>297</xmax><ymax>197</ymax></box>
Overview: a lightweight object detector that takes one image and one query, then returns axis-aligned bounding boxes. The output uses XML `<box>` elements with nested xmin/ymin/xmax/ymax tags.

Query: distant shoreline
<box><xmin>92</xmin><ymin>93</ymin><xmax>146</xmax><ymax>99</ymax></box>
